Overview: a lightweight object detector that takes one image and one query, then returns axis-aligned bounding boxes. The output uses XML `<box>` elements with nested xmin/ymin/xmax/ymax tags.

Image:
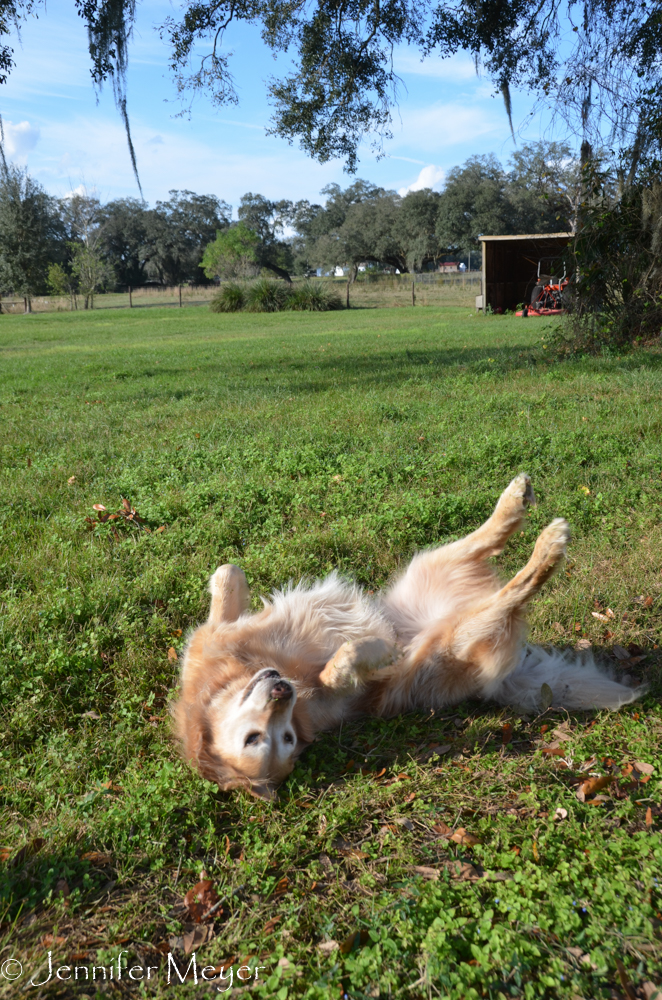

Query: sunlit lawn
<box><xmin>1</xmin><ymin>305</ymin><xmax>661</xmax><ymax>998</ymax></box>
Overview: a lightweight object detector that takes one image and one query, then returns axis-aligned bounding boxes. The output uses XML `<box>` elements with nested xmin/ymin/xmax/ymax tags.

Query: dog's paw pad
<box><xmin>540</xmin><ymin>518</ymin><xmax>570</xmax><ymax>556</ymax></box>
<box><xmin>509</xmin><ymin>472</ymin><xmax>535</xmax><ymax>507</ymax></box>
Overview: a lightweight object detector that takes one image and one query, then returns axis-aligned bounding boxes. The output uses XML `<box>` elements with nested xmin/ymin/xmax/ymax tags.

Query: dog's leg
<box><xmin>442</xmin><ymin>518</ymin><xmax>570</xmax><ymax>692</ymax></box>
<box><xmin>318</xmin><ymin>638</ymin><xmax>398</xmax><ymax>693</ymax></box>
<box><xmin>208</xmin><ymin>564</ymin><xmax>250</xmax><ymax>625</ymax></box>
<box><xmin>431</xmin><ymin>472</ymin><xmax>536</xmax><ymax>563</ymax></box>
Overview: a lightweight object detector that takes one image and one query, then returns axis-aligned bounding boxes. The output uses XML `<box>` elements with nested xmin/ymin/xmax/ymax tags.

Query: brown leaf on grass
<box><xmin>11</xmin><ymin>837</ymin><xmax>46</xmax><ymax>867</ymax></box>
<box><xmin>554</xmin><ymin>807</ymin><xmax>568</xmax><ymax>821</ymax></box>
<box><xmin>262</xmin><ymin>916</ymin><xmax>282</xmax><ymax>935</ymax></box>
<box><xmin>511</xmin><ymin>845</ymin><xmax>521</xmax><ymax>855</ymax></box>
<box><xmin>171</xmin><ymin>628</ymin><xmax>183</xmax><ymax>638</ymax></box>
<box><xmin>101</xmin><ymin>780</ymin><xmax>122</xmax><ymax>793</ymax></box>
<box><xmin>41</xmin><ymin>934</ymin><xmax>66</xmax><ymax>948</ymax></box>
<box><xmin>56</xmin><ymin>878</ymin><xmax>70</xmax><ymax>897</ymax></box>
<box><xmin>81</xmin><ymin>851</ymin><xmax>112</xmax><ymax>866</ymax></box>
<box><xmin>643</xmin><ymin>983</ymin><xmax>662</xmax><ymax>1000</ymax></box>
<box><xmin>67</xmin><ymin>476</ymin><xmax>76</xmax><ymax>485</ymax></box>
<box><xmin>592</xmin><ymin>612</ymin><xmax>611</xmax><ymax>622</ymax></box>
<box><xmin>646</xmin><ymin>807</ymin><xmax>654</xmax><ymax>828</ymax></box>
<box><xmin>339</xmin><ymin>847</ymin><xmax>369</xmax><ymax>860</ymax></box>
<box><xmin>403</xmin><ymin>792</ymin><xmax>416</xmax><ymax>803</ymax></box>
<box><xmin>317</xmin><ymin>940</ymin><xmax>339</xmax><ymax>954</ymax></box>
<box><xmin>616</xmin><ymin>958</ymin><xmax>637</xmax><ymax>1000</ymax></box>
<box><xmin>0</xmin><ymin>847</ymin><xmax>11</xmax><ymax>863</ymax></box>
<box><xmin>412</xmin><ymin>865</ymin><xmax>440</xmax><ymax>880</ymax></box>
<box><xmin>552</xmin><ymin>622</ymin><xmax>565</xmax><ymax>634</ymax></box>
<box><xmin>541</xmin><ymin>746</ymin><xmax>568</xmax><ymax>757</ymax></box>
<box><xmin>183</xmin><ymin>924</ymin><xmax>211</xmax><ymax>955</ymax></box>
<box><xmin>612</xmin><ymin>644</ymin><xmax>631</xmax><ymax>661</ymax></box>
<box><xmin>502</xmin><ymin>723</ymin><xmax>513</xmax><ymax>745</ymax></box>
<box><xmin>372</xmin><ymin>767</ymin><xmax>387</xmax><ymax>779</ymax></box>
<box><xmin>576</xmin><ymin>774</ymin><xmax>615</xmax><ymax>802</ymax></box>
<box><xmin>449</xmin><ymin>861</ymin><xmax>482</xmax><ymax>882</ymax></box>
<box><xmin>643</xmin><ymin>596</ymin><xmax>654</xmax><ymax>608</ymax></box>
<box><xmin>339</xmin><ymin>930</ymin><xmax>370</xmax><ymax>954</ymax></box>
<box><xmin>92</xmin><ymin>504</ymin><xmax>107</xmax><ymax>511</ymax></box>
<box><xmin>432</xmin><ymin>822</ymin><xmax>452</xmax><ymax>837</ymax></box>
<box><xmin>634</xmin><ymin>761</ymin><xmax>654</xmax><ymax>775</ymax></box>
<box><xmin>576</xmin><ymin>638</ymin><xmax>592</xmax><ymax>649</ymax></box>
<box><xmin>395</xmin><ymin>772</ymin><xmax>410</xmax><ymax>781</ymax></box>
<box><xmin>450</xmin><ymin>828</ymin><xmax>481</xmax><ymax>846</ymax></box>
<box><xmin>273</xmin><ymin>876</ymin><xmax>290</xmax><ymax>895</ymax></box>
<box><xmin>184</xmin><ymin>879</ymin><xmax>219</xmax><ymax>922</ymax></box>
<box><xmin>167</xmin><ymin>647</ymin><xmax>178</xmax><ymax>662</ymax></box>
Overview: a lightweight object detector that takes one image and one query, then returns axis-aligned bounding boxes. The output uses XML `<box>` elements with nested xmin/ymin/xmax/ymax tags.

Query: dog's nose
<box><xmin>270</xmin><ymin>680</ymin><xmax>293</xmax><ymax>701</ymax></box>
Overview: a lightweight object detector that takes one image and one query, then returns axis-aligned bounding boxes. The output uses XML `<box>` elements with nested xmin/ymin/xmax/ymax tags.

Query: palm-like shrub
<box><xmin>288</xmin><ymin>281</ymin><xmax>343</xmax><ymax>311</ymax></box>
<box><xmin>245</xmin><ymin>278</ymin><xmax>291</xmax><ymax>312</ymax></box>
<box><xmin>210</xmin><ymin>283</ymin><xmax>246</xmax><ymax>312</ymax></box>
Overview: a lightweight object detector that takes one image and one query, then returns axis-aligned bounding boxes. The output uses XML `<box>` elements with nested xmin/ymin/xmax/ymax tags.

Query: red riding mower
<box><xmin>516</xmin><ymin>261</ymin><xmax>570</xmax><ymax>316</ymax></box>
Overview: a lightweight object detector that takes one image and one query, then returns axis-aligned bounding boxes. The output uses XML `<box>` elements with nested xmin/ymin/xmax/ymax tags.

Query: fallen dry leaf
<box><xmin>56</xmin><ymin>878</ymin><xmax>70</xmax><ymax>897</ymax></box>
<box><xmin>317</xmin><ymin>940</ymin><xmax>339</xmax><ymax>954</ymax></box>
<box><xmin>450</xmin><ymin>828</ymin><xmax>481</xmax><ymax>846</ymax></box>
<box><xmin>183</xmin><ymin>879</ymin><xmax>219</xmax><ymax>922</ymax></box>
<box><xmin>502</xmin><ymin>723</ymin><xmax>513</xmax><ymax>745</ymax></box>
<box><xmin>615</xmin><ymin>958</ymin><xmax>637</xmax><ymax>1000</ymax></box>
<box><xmin>541</xmin><ymin>746</ymin><xmax>568</xmax><ymax>758</ymax></box>
<box><xmin>262</xmin><ymin>916</ymin><xmax>282</xmax><ymax>935</ymax></box>
<box><xmin>41</xmin><ymin>934</ymin><xmax>66</xmax><ymax>948</ymax></box>
<box><xmin>183</xmin><ymin>924</ymin><xmax>211</xmax><ymax>955</ymax></box>
<box><xmin>576</xmin><ymin>638</ymin><xmax>592</xmax><ymax>650</ymax></box>
<box><xmin>552</xmin><ymin>622</ymin><xmax>565</xmax><ymax>634</ymax></box>
<box><xmin>339</xmin><ymin>930</ymin><xmax>370</xmax><ymax>954</ymax></box>
<box><xmin>449</xmin><ymin>861</ymin><xmax>482</xmax><ymax>881</ymax></box>
<box><xmin>646</xmin><ymin>807</ymin><xmax>654</xmax><ymax>828</ymax></box>
<box><xmin>432</xmin><ymin>822</ymin><xmax>452</xmax><ymax>837</ymax></box>
<box><xmin>634</xmin><ymin>761</ymin><xmax>654</xmax><ymax>775</ymax></box>
<box><xmin>576</xmin><ymin>774</ymin><xmax>615</xmax><ymax>802</ymax></box>
<box><xmin>412</xmin><ymin>865</ymin><xmax>440</xmax><ymax>880</ymax></box>
<box><xmin>167</xmin><ymin>647</ymin><xmax>178</xmax><ymax>662</ymax></box>
<box><xmin>81</xmin><ymin>710</ymin><xmax>101</xmax><ymax>720</ymax></box>
<box><xmin>612</xmin><ymin>644</ymin><xmax>631</xmax><ymax>661</ymax></box>
<box><xmin>273</xmin><ymin>876</ymin><xmax>290</xmax><ymax>895</ymax></box>
<box><xmin>81</xmin><ymin>851</ymin><xmax>112</xmax><ymax>866</ymax></box>
<box><xmin>67</xmin><ymin>476</ymin><xmax>76</xmax><ymax>485</ymax></box>
<box><xmin>642</xmin><ymin>983</ymin><xmax>662</xmax><ymax>1000</ymax></box>
<box><xmin>592</xmin><ymin>612</ymin><xmax>611</xmax><ymax>622</ymax></box>
<box><xmin>554</xmin><ymin>807</ymin><xmax>568</xmax><ymax>821</ymax></box>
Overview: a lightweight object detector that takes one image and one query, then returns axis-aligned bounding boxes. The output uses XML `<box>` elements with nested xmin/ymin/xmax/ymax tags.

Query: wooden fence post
<box><xmin>129</xmin><ymin>286</ymin><xmax>132</xmax><ymax>308</ymax></box>
<box><xmin>179</xmin><ymin>285</ymin><xmax>182</xmax><ymax>307</ymax></box>
<box><xmin>412</xmin><ymin>280</ymin><xmax>415</xmax><ymax>306</ymax></box>
<box><xmin>346</xmin><ymin>280</ymin><xmax>350</xmax><ymax>309</ymax></box>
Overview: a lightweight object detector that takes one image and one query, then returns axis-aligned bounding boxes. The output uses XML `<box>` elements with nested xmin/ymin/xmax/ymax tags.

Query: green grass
<box><xmin>0</xmin><ymin>305</ymin><xmax>661</xmax><ymax>999</ymax></box>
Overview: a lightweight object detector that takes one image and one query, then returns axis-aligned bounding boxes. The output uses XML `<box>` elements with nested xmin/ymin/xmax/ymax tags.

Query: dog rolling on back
<box><xmin>173</xmin><ymin>474</ymin><xmax>643</xmax><ymax>798</ymax></box>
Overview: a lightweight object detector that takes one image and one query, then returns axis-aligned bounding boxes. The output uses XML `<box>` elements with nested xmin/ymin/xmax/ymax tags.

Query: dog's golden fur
<box><xmin>173</xmin><ymin>475</ymin><xmax>642</xmax><ymax>798</ymax></box>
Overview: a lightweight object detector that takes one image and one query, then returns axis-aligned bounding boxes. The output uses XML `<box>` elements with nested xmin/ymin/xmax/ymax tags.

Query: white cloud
<box><xmin>392</xmin><ymin>102</ymin><xmax>502</xmax><ymax>152</ymax></box>
<box><xmin>398</xmin><ymin>164</ymin><xmax>445</xmax><ymax>195</ymax></box>
<box><xmin>394</xmin><ymin>51</ymin><xmax>479</xmax><ymax>82</ymax></box>
<box><xmin>3</xmin><ymin>119</ymin><xmax>41</xmax><ymax>159</ymax></box>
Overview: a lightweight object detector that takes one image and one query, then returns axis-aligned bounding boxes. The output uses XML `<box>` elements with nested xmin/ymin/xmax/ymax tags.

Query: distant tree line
<box><xmin>0</xmin><ymin>142</ymin><xmax>579</xmax><ymax>307</ymax></box>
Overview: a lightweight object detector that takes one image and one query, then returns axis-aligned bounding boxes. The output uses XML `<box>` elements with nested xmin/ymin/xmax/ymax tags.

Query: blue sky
<box><xmin>1</xmin><ymin>0</ymin><xmax>555</xmax><ymax>212</ymax></box>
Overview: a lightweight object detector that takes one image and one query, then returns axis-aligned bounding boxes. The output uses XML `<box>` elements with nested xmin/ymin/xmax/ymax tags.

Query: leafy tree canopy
<box><xmin>0</xmin><ymin>0</ymin><xmax>658</xmax><ymax>176</ymax></box>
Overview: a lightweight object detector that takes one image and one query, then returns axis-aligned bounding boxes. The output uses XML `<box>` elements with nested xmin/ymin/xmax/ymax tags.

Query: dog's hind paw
<box><xmin>507</xmin><ymin>472</ymin><xmax>536</xmax><ymax>508</ymax></box>
<box><xmin>534</xmin><ymin>518</ymin><xmax>570</xmax><ymax>564</ymax></box>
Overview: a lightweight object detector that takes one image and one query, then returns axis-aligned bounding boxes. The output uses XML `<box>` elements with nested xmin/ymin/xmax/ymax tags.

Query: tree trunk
<box><xmin>349</xmin><ymin>263</ymin><xmax>359</xmax><ymax>284</ymax></box>
<box><xmin>263</xmin><ymin>262</ymin><xmax>292</xmax><ymax>283</ymax></box>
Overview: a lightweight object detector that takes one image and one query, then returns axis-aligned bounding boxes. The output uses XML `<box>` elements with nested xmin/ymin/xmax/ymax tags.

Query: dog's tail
<box><xmin>490</xmin><ymin>644</ymin><xmax>646</xmax><ymax>712</ymax></box>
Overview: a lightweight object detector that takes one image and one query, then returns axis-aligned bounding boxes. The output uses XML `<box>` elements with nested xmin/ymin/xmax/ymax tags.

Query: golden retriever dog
<box><xmin>173</xmin><ymin>474</ymin><xmax>642</xmax><ymax>798</ymax></box>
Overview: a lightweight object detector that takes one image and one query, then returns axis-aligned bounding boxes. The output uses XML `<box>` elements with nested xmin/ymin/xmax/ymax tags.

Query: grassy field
<box><xmin>0</xmin><ymin>305</ymin><xmax>661</xmax><ymax>999</ymax></box>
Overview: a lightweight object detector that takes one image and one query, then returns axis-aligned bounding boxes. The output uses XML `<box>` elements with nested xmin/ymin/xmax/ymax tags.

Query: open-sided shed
<box><xmin>478</xmin><ymin>233</ymin><xmax>572</xmax><ymax>312</ymax></box>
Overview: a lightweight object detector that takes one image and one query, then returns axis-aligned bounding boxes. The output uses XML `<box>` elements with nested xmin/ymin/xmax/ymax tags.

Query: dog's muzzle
<box><xmin>269</xmin><ymin>679</ymin><xmax>293</xmax><ymax>702</ymax></box>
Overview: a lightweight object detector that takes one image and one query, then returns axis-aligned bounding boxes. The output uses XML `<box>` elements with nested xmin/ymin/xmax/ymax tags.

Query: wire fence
<box><xmin>0</xmin><ymin>273</ymin><xmax>483</xmax><ymax>314</ymax></box>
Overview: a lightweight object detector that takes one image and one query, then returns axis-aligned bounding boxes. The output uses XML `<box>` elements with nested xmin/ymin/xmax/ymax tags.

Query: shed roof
<box><xmin>479</xmin><ymin>233</ymin><xmax>572</xmax><ymax>242</ymax></box>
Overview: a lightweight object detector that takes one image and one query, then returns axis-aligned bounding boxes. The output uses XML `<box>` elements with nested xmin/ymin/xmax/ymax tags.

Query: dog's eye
<box><xmin>283</xmin><ymin>732</ymin><xmax>294</xmax><ymax>744</ymax></box>
<box><xmin>244</xmin><ymin>732</ymin><xmax>260</xmax><ymax>746</ymax></box>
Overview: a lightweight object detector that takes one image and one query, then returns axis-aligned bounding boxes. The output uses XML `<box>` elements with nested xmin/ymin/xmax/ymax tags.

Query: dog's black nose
<box><xmin>270</xmin><ymin>680</ymin><xmax>293</xmax><ymax>701</ymax></box>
